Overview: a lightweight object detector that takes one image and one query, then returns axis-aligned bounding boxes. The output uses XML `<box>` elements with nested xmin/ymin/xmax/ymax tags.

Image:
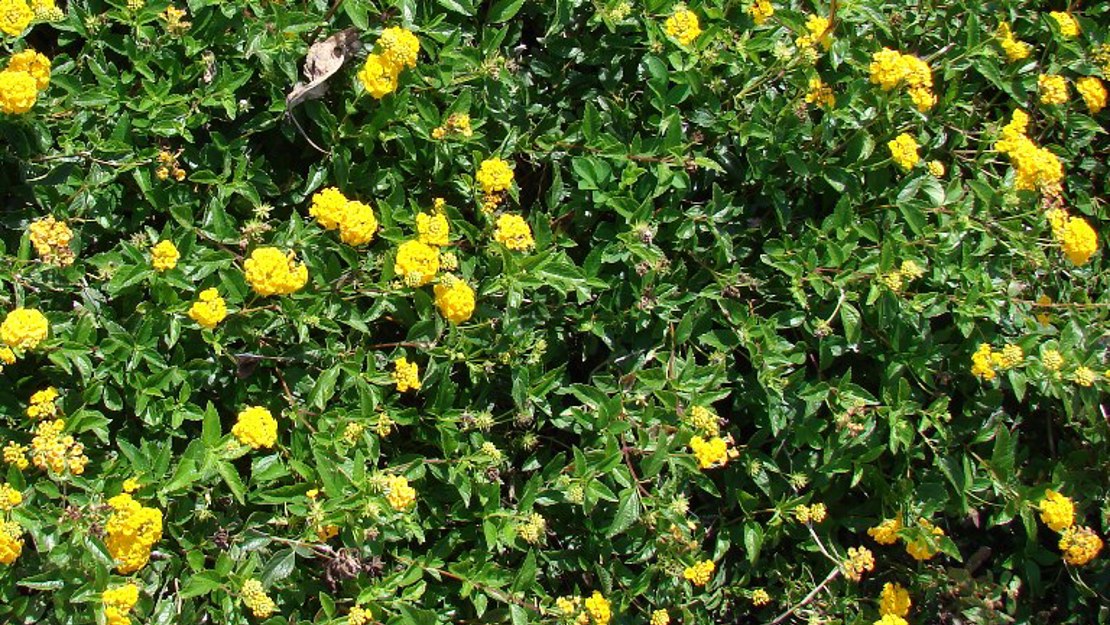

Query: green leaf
<box><xmin>487</xmin><ymin>0</ymin><xmax>524</xmax><ymax>22</ymax></box>
<box><xmin>606</xmin><ymin>488</ymin><xmax>642</xmax><ymax>537</ymax></box>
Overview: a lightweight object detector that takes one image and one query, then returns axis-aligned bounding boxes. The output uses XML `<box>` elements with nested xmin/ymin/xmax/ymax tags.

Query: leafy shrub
<box><xmin>1</xmin><ymin>0</ymin><xmax>1108</xmax><ymax>624</ymax></box>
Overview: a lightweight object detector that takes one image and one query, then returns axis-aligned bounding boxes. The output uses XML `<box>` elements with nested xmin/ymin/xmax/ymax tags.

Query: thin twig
<box><xmin>766</xmin><ymin>567</ymin><xmax>840</xmax><ymax>625</ymax></box>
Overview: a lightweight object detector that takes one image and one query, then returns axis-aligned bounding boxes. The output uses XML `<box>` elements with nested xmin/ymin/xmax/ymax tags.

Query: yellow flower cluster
<box><xmin>432</xmin><ymin>112</ymin><xmax>473</xmax><ymax>140</ymax></box>
<box><xmin>434</xmin><ymin>275</ymin><xmax>476</xmax><ymax>324</ymax></box>
<box><xmin>232</xmin><ymin>406</ymin><xmax>278</xmax><ymax>449</ymax></box>
<box><xmin>28</xmin><ymin>215</ymin><xmax>74</xmax><ymax>267</ymax></box>
<box><xmin>416</xmin><ymin>211</ymin><xmax>450</xmax><ymax>247</ymax></box>
<box><xmin>583</xmin><ymin>591</ymin><xmax>612</xmax><ymax>625</ymax></box>
<box><xmin>349</xmin><ymin>606</ymin><xmax>373</xmax><ymax>625</ymax></box>
<box><xmin>874</xmin><ymin>616</ymin><xmax>908</xmax><ymax>625</ymax></box>
<box><xmin>794</xmin><ymin>503</ymin><xmax>828</xmax><ymax>524</ymax></box>
<box><xmin>358</xmin><ymin>26</ymin><xmax>419</xmax><ymax>99</ymax></box>
<box><xmin>689</xmin><ymin>435</ymin><xmax>733</xmax><ymax>469</ymax></box>
<box><xmin>0</xmin><ymin>47</ymin><xmax>50</xmax><ymax>114</ymax></box>
<box><xmin>795</xmin><ymin>15</ymin><xmax>832</xmax><ymax>55</ymax></box>
<box><xmin>1048</xmin><ymin>11</ymin><xmax>1079</xmax><ymax>38</ymax></box>
<box><xmin>649</xmin><ymin>608</ymin><xmax>669</xmax><ymax>625</ymax></box>
<box><xmin>879</xmin><ymin>582</ymin><xmax>911</xmax><ymax>617</ymax></box>
<box><xmin>1</xmin><ymin>307</ymin><xmax>49</xmax><ymax>350</ymax></box>
<box><xmin>103</xmin><ymin>583</ymin><xmax>140</xmax><ymax>625</ymax></box>
<box><xmin>664</xmin><ymin>8</ymin><xmax>701</xmax><ymax>46</ymax></box>
<box><xmin>1076</xmin><ymin>76</ymin><xmax>1106</xmax><ymax>114</ymax></box>
<box><xmin>995</xmin><ymin>109</ymin><xmax>1064</xmax><ymax>192</ymax></box>
<box><xmin>188</xmin><ymin>288</ymin><xmax>228</xmax><ymax>329</ymax></box>
<box><xmin>0</xmin><ymin>482</ymin><xmax>21</xmax><ymax>510</ymax></box>
<box><xmin>161</xmin><ymin>5</ymin><xmax>189</xmax><ymax>34</ymax></box>
<box><xmin>749</xmin><ymin>0</ymin><xmax>773</xmax><ymax>25</ymax></box>
<box><xmin>805</xmin><ymin>76</ymin><xmax>835</xmax><ymax>108</ymax></box>
<box><xmin>0</xmin><ymin>0</ymin><xmax>33</xmax><ymax>36</ymax></box>
<box><xmin>1038</xmin><ymin>74</ymin><xmax>1068</xmax><ymax>106</ymax></box>
<box><xmin>244</xmin><ymin>246</ymin><xmax>309</xmax><ymax>296</ymax></box>
<box><xmin>970</xmin><ymin>342</ymin><xmax>1023</xmax><ymax>381</ymax></box>
<box><xmin>392</xmin><ymin>356</ymin><xmax>421</xmax><ymax>392</ymax></box>
<box><xmin>241</xmin><ymin>578</ymin><xmax>277</xmax><ymax>618</ymax></box>
<box><xmin>517</xmin><ymin>512</ymin><xmax>546</xmax><ymax>545</ymax></box>
<box><xmin>887</xmin><ymin>134</ymin><xmax>919</xmax><ymax>171</ymax></box>
<box><xmin>0</xmin><ymin>520</ymin><xmax>23</xmax><ymax>565</ymax></box>
<box><xmin>879</xmin><ymin>259</ymin><xmax>925</xmax><ymax>293</ymax></box>
<box><xmin>1046</xmin><ymin>208</ymin><xmax>1098</xmax><ymax>266</ymax></box>
<box><xmin>684</xmin><ymin>405</ymin><xmax>719</xmax><ymax>436</ymax></box>
<box><xmin>557</xmin><ymin>592</ymin><xmax>611</xmax><ymax>625</ymax></box>
<box><xmin>905</xmin><ymin>519</ymin><xmax>944</xmax><ymax>561</ymax></box>
<box><xmin>868</xmin><ymin>517</ymin><xmax>903</xmax><ymax>545</ymax></box>
<box><xmin>309</xmin><ymin>187</ymin><xmax>379</xmax><ymax>246</ymax></box>
<box><xmin>151</xmin><ymin>240</ymin><xmax>180</xmax><ymax>271</ymax></box>
<box><xmin>996</xmin><ymin>23</ymin><xmax>1031</xmax><ymax>62</ymax></box>
<box><xmin>2</xmin><ymin>441</ymin><xmax>28</xmax><ymax>470</ymax></box>
<box><xmin>842</xmin><ymin>546</ymin><xmax>875</xmax><ymax>581</ymax></box>
<box><xmin>31</xmin><ymin>419</ymin><xmax>88</xmax><ymax>475</ymax></box>
<box><xmin>477</xmin><ymin>156</ymin><xmax>515</xmax><ymax>212</ymax></box>
<box><xmin>683</xmin><ymin>559</ymin><xmax>715</xmax><ymax>586</ymax></box>
<box><xmin>868</xmin><ymin>48</ymin><xmax>936</xmax><ymax>111</ymax></box>
<box><xmin>1072</xmin><ymin>366</ymin><xmax>1096</xmax><ymax>387</ymax></box>
<box><xmin>927</xmin><ymin>160</ymin><xmax>945</xmax><ymax>177</ymax></box>
<box><xmin>105</xmin><ymin>493</ymin><xmax>163</xmax><ymax>573</ymax></box>
<box><xmin>1059</xmin><ymin>526</ymin><xmax>1103</xmax><ymax>566</ymax></box>
<box><xmin>395</xmin><ymin>240</ymin><xmax>440</xmax><ymax>286</ymax></box>
<box><xmin>493</xmin><ymin>213</ymin><xmax>535</xmax><ymax>251</ymax></box>
<box><xmin>155</xmin><ymin>149</ymin><xmax>186</xmax><ymax>181</ymax></box>
<box><xmin>26</xmin><ymin>386</ymin><xmax>59</xmax><ymax>419</ymax></box>
<box><xmin>751</xmin><ymin>589</ymin><xmax>771</xmax><ymax>606</ymax></box>
<box><xmin>385</xmin><ymin>474</ymin><xmax>416</xmax><ymax>511</ymax></box>
<box><xmin>1039</xmin><ymin>489</ymin><xmax>1074</xmax><ymax>532</ymax></box>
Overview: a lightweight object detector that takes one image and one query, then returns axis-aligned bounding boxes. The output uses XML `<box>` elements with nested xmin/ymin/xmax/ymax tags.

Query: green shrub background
<box><xmin>1</xmin><ymin>0</ymin><xmax>1109</xmax><ymax>623</ymax></box>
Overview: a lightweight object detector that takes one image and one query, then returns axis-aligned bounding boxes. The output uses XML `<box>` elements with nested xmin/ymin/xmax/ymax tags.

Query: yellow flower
<box><xmin>804</xmin><ymin>15</ymin><xmax>832</xmax><ymax>51</ymax></box>
<box><xmin>996</xmin><ymin>23</ymin><xmax>1031</xmax><ymax>62</ymax></box>
<box><xmin>0</xmin><ymin>0</ymin><xmax>33</xmax><ymax>37</ymax></box>
<box><xmin>244</xmin><ymin>247</ymin><xmax>309</xmax><ymax>296</ymax></box>
<box><xmin>1042</xmin><ymin>348</ymin><xmax>1064</xmax><ymax>372</ymax></box>
<box><xmin>349</xmin><ymin>606</ymin><xmax>373</xmax><ymax>625</ymax></box>
<box><xmin>103</xmin><ymin>583</ymin><xmax>140</xmax><ymax>625</ymax></box>
<box><xmin>748</xmin><ymin>0</ymin><xmax>772</xmax><ymax>25</ymax></box>
<box><xmin>30</xmin><ymin>418</ymin><xmax>87</xmax><ymax>474</ymax></box>
<box><xmin>804</xmin><ymin>76</ymin><xmax>835</xmax><ymax>108</ymax></box>
<box><xmin>683</xmin><ymin>559</ymin><xmax>715</xmax><ymax>586</ymax></box>
<box><xmin>338</xmin><ymin>199</ymin><xmax>379</xmax><ymax>246</ymax></box>
<box><xmin>971</xmin><ymin>343</ymin><xmax>997</xmax><ymax>380</ymax></box>
<box><xmin>0</xmin><ymin>521</ymin><xmax>24</xmax><ymax>565</ymax></box>
<box><xmin>0</xmin><ymin>483</ymin><xmax>21</xmax><ymax>510</ymax></box>
<box><xmin>1</xmin><ymin>307</ymin><xmax>49</xmax><ymax>350</ymax></box>
<box><xmin>685</xmin><ymin>405</ymin><xmax>719</xmax><ymax>437</ymax></box>
<box><xmin>888</xmin><ymin>134</ymin><xmax>919</xmax><ymax>171</ymax></box>
<box><xmin>358</xmin><ymin>53</ymin><xmax>400</xmax><ymax>99</ymax></box>
<box><xmin>28</xmin><ymin>215</ymin><xmax>74</xmax><ymax>266</ymax></box>
<box><xmin>689</xmin><ymin>435</ymin><xmax>729</xmax><ymax>468</ymax></box>
<box><xmin>927</xmin><ymin>160</ymin><xmax>945</xmax><ymax>177</ymax></box>
<box><xmin>584</xmin><ymin>591</ymin><xmax>611</xmax><ymax>625</ymax></box>
<box><xmin>517</xmin><ymin>512</ymin><xmax>546</xmax><ymax>544</ymax></box>
<box><xmin>385</xmin><ymin>474</ymin><xmax>416</xmax><ymax>510</ymax></box>
<box><xmin>751</xmin><ymin>589</ymin><xmax>771</xmax><ymax>606</ymax></box>
<box><xmin>105</xmin><ymin>493</ymin><xmax>163</xmax><ymax>573</ymax></box>
<box><xmin>394</xmin><ymin>240</ymin><xmax>440</xmax><ymax>286</ymax></box>
<box><xmin>240</xmin><ymin>578</ymin><xmax>276</xmax><ymax>618</ymax></box>
<box><xmin>122</xmin><ymin>477</ymin><xmax>141</xmax><ymax>493</ymax></box>
<box><xmin>476</xmin><ymin>157</ymin><xmax>515</xmax><ymax>195</ymax></box>
<box><xmin>494</xmin><ymin>213</ymin><xmax>535</xmax><ymax>251</ymax></box>
<box><xmin>188</xmin><ymin>288</ymin><xmax>228</xmax><ymax>330</ymax></box>
<box><xmin>869</xmin><ymin>48</ymin><xmax>907</xmax><ymax>91</ymax></box>
<box><xmin>664</xmin><ymin>8</ymin><xmax>701</xmax><ymax>46</ymax></box>
<box><xmin>1039</xmin><ymin>490</ymin><xmax>1075</xmax><ymax>532</ymax></box>
<box><xmin>7</xmin><ymin>49</ymin><xmax>50</xmax><ymax>90</ymax></box>
<box><xmin>843</xmin><ymin>546</ymin><xmax>875</xmax><ymax>581</ymax></box>
<box><xmin>416</xmin><ymin>211</ymin><xmax>450</xmax><ymax>247</ymax></box>
<box><xmin>995</xmin><ymin>110</ymin><xmax>1063</xmax><ymax>192</ymax></box>
<box><xmin>1038</xmin><ymin>74</ymin><xmax>1069</xmax><ymax>106</ymax></box>
<box><xmin>1076</xmin><ymin>76</ymin><xmax>1106</xmax><ymax>114</ymax></box>
<box><xmin>2</xmin><ymin>442</ymin><xmax>28</xmax><ymax>470</ymax></box>
<box><xmin>1059</xmin><ymin>526</ymin><xmax>1103</xmax><ymax>565</ymax></box>
<box><xmin>151</xmin><ymin>240</ymin><xmax>180</xmax><ymax>271</ymax></box>
<box><xmin>26</xmin><ymin>386</ymin><xmax>59</xmax><ymax>419</ymax></box>
<box><xmin>868</xmin><ymin>517</ymin><xmax>903</xmax><ymax>545</ymax></box>
<box><xmin>905</xmin><ymin>519</ymin><xmax>944</xmax><ymax>561</ymax></box>
<box><xmin>1073</xmin><ymin>366</ymin><xmax>1096</xmax><ymax>387</ymax></box>
<box><xmin>649</xmin><ymin>609</ymin><xmax>670</xmax><ymax>625</ymax></box>
<box><xmin>309</xmin><ymin>187</ymin><xmax>349</xmax><ymax>230</ymax></box>
<box><xmin>874</xmin><ymin>616</ymin><xmax>909</xmax><ymax>625</ymax></box>
<box><xmin>392</xmin><ymin>356</ymin><xmax>421</xmax><ymax>392</ymax></box>
<box><xmin>1058</xmin><ymin>215</ymin><xmax>1098</xmax><ymax>266</ymax></box>
<box><xmin>808</xmin><ymin>502</ymin><xmax>828</xmax><ymax>523</ymax></box>
<box><xmin>232</xmin><ymin>406</ymin><xmax>278</xmax><ymax>449</ymax></box>
<box><xmin>434</xmin><ymin>275</ymin><xmax>476</xmax><ymax>324</ymax></box>
<box><xmin>879</xmin><ymin>582</ymin><xmax>911</xmax><ymax>617</ymax></box>
<box><xmin>378</xmin><ymin>26</ymin><xmax>419</xmax><ymax>70</ymax></box>
<box><xmin>0</xmin><ymin>70</ymin><xmax>36</xmax><ymax>114</ymax></box>
<box><xmin>1048</xmin><ymin>11</ymin><xmax>1079</xmax><ymax>38</ymax></box>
